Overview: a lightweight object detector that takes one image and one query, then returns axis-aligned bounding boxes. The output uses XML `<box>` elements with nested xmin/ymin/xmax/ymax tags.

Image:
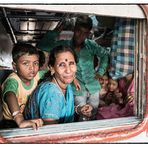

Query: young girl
<box><xmin>96</xmin><ymin>78</ymin><xmax>123</xmax><ymax>119</ymax></box>
<box><xmin>97</xmin><ymin>73</ymin><xmax>135</xmax><ymax>120</ymax></box>
<box><xmin>1</xmin><ymin>43</ymin><xmax>44</xmax><ymax>129</ymax></box>
<box><xmin>98</xmin><ymin>72</ymin><xmax>109</xmax><ymax>106</ymax></box>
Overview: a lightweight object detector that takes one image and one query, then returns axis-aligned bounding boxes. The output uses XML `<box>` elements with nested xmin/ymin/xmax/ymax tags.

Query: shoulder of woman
<box><xmin>38</xmin><ymin>82</ymin><xmax>61</xmax><ymax>95</ymax></box>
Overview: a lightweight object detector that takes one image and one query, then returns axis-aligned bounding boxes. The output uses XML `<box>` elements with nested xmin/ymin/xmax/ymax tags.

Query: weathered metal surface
<box><xmin>0</xmin><ymin>136</ymin><xmax>9</xmax><ymax>143</ymax></box>
<box><xmin>0</xmin><ymin>116</ymin><xmax>147</xmax><ymax>143</ymax></box>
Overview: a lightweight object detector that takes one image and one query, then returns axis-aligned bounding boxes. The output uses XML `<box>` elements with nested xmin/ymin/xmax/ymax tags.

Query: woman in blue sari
<box><xmin>23</xmin><ymin>45</ymin><xmax>77</xmax><ymax>124</ymax></box>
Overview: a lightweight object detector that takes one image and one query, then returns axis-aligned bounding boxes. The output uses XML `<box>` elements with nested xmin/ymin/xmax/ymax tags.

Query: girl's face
<box><xmin>99</xmin><ymin>75</ymin><xmax>109</xmax><ymax>88</ymax></box>
<box><xmin>108</xmin><ymin>79</ymin><xmax>118</xmax><ymax>92</ymax></box>
<box><xmin>13</xmin><ymin>54</ymin><xmax>39</xmax><ymax>84</ymax></box>
<box><xmin>53</xmin><ymin>51</ymin><xmax>77</xmax><ymax>87</ymax></box>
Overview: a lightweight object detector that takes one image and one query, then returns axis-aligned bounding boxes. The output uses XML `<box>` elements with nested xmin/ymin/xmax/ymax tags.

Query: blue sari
<box><xmin>24</xmin><ymin>81</ymin><xmax>74</xmax><ymax>123</ymax></box>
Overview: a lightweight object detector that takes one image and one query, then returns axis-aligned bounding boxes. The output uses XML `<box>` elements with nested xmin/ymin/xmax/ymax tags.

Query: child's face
<box><xmin>13</xmin><ymin>54</ymin><xmax>39</xmax><ymax>82</ymax></box>
<box><xmin>99</xmin><ymin>75</ymin><xmax>109</xmax><ymax>88</ymax></box>
<box><xmin>108</xmin><ymin>79</ymin><xmax>118</xmax><ymax>92</ymax></box>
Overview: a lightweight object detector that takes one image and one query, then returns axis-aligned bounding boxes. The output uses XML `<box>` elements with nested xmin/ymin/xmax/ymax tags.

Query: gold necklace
<box><xmin>53</xmin><ymin>77</ymin><xmax>66</xmax><ymax>94</ymax></box>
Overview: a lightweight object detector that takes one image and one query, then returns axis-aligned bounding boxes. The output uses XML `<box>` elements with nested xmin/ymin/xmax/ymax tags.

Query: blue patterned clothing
<box><xmin>109</xmin><ymin>18</ymin><xmax>135</xmax><ymax>79</ymax></box>
<box><xmin>24</xmin><ymin>81</ymin><xmax>74</xmax><ymax>123</ymax></box>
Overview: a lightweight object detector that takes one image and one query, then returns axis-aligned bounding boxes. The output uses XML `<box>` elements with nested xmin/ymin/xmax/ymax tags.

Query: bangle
<box><xmin>75</xmin><ymin>104</ymin><xmax>81</xmax><ymax>114</ymax></box>
<box><xmin>13</xmin><ymin>112</ymin><xmax>23</xmax><ymax>121</ymax></box>
<box><xmin>12</xmin><ymin>110</ymin><xmax>23</xmax><ymax>121</ymax></box>
<box><xmin>12</xmin><ymin>110</ymin><xmax>20</xmax><ymax>117</ymax></box>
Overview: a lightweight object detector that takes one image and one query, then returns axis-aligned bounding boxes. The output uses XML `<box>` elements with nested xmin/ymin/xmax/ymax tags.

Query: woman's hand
<box><xmin>78</xmin><ymin>104</ymin><xmax>93</xmax><ymax>117</ymax></box>
<box><xmin>73</xmin><ymin>78</ymin><xmax>81</xmax><ymax>91</ymax></box>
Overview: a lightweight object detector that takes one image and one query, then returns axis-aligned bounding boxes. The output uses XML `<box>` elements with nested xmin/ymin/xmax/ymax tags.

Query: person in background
<box><xmin>98</xmin><ymin>72</ymin><xmax>109</xmax><ymax>106</ymax></box>
<box><xmin>38</xmin><ymin>50</ymin><xmax>45</xmax><ymax>69</ymax></box>
<box><xmin>96</xmin><ymin>77</ymin><xmax>123</xmax><ymax>120</ymax></box>
<box><xmin>117</xmin><ymin>73</ymin><xmax>134</xmax><ymax>117</ymax></box>
<box><xmin>109</xmin><ymin>18</ymin><xmax>135</xmax><ymax>80</ymax></box>
<box><xmin>101</xmin><ymin>78</ymin><xmax>123</xmax><ymax>107</ymax></box>
<box><xmin>37</xmin><ymin>15</ymin><xmax>109</xmax><ymax>121</ymax></box>
<box><xmin>96</xmin><ymin>73</ymin><xmax>135</xmax><ymax>120</ymax></box>
<box><xmin>1</xmin><ymin>43</ymin><xmax>44</xmax><ymax>129</ymax></box>
<box><xmin>38</xmin><ymin>50</ymin><xmax>49</xmax><ymax>71</ymax></box>
<box><xmin>118</xmin><ymin>73</ymin><xmax>134</xmax><ymax>99</ymax></box>
<box><xmin>24</xmin><ymin>45</ymin><xmax>92</xmax><ymax>125</ymax></box>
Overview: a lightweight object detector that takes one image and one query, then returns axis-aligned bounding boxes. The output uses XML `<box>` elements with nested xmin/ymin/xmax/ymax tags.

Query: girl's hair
<box><xmin>75</xmin><ymin>15</ymin><xmax>93</xmax><ymax>31</ymax></box>
<box><xmin>41</xmin><ymin>45</ymin><xmax>77</xmax><ymax>82</ymax></box>
<box><xmin>103</xmin><ymin>71</ymin><xmax>109</xmax><ymax>78</ymax></box>
<box><xmin>12</xmin><ymin>43</ymin><xmax>39</xmax><ymax>63</ymax></box>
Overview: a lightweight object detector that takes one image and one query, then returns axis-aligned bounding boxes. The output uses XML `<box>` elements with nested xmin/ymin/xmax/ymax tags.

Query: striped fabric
<box><xmin>109</xmin><ymin>18</ymin><xmax>135</xmax><ymax>79</ymax></box>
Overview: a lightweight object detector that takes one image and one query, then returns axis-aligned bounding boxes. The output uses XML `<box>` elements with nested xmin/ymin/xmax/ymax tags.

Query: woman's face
<box><xmin>108</xmin><ymin>78</ymin><xmax>118</xmax><ymax>92</ymax></box>
<box><xmin>53</xmin><ymin>51</ymin><xmax>77</xmax><ymax>86</ymax></box>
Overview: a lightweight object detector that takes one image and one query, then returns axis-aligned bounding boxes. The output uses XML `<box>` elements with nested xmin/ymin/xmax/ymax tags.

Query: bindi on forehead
<box><xmin>65</xmin><ymin>59</ymin><xmax>68</xmax><ymax>62</ymax></box>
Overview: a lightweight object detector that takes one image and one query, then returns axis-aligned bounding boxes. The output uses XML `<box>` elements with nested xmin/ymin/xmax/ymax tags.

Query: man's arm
<box><xmin>92</xmin><ymin>40</ymin><xmax>109</xmax><ymax>76</ymax></box>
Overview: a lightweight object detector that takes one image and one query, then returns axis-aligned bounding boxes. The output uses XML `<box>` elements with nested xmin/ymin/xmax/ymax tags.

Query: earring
<box><xmin>51</xmin><ymin>70</ymin><xmax>55</xmax><ymax>76</ymax></box>
<box><xmin>49</xmin><ymin>66</ymin><xmax>54</xmax><ymax>76</ymax></box>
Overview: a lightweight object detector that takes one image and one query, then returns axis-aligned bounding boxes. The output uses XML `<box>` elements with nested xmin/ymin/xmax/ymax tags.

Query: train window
<box><xmin>0</xmin><ymin>5</ymin><xmax>146</xmax><ymax>142</ymax></box>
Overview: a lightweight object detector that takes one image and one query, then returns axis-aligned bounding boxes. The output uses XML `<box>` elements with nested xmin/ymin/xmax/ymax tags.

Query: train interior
<box><xmin>0</xmin><ymin>5</ymin><xmax>146</xmax><ymax>134</ymax></box>
<box><xmin>0</xmin><ymin>7</ymin><xmax>114</xmax><ymax>120</ymax></box>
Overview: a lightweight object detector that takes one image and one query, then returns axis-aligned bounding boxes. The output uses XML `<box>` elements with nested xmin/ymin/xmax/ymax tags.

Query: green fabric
<box><xmin>37</xmin><ymin>31</ymin><xmax>108</xmax><ymax>96</ymax></box>
<box><xmin>38</xmin><ymin>70</ymin><xmax>47</xmax><ymax>78</ymax></box>
<box><xmin>22</xmin><ymin>79</ymin><xmax>34</xmax><ymax>90</ymax></box>
<box><xmin>2</xmin><ymin>71</ymin><xmax>46</xmax><ymax>98</ymax></box>
<box><xmin>2</xmin><ymin>78</ymin><xmax>18</xmax><ymax>97</ymax></box>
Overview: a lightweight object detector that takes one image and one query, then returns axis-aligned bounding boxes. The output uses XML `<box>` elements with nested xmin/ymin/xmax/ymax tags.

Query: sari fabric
<box><xmin>24</xmin><ymin>81</ymin><xmax>74</xmax><ymax>123</ymax></box>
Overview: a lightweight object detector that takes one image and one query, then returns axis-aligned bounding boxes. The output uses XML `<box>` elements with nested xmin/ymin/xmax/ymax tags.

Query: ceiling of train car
<box><xmin>0</xmin><ymin>7</ymin><xmax>113</xmax><ymax>48</ymax></box>
<box><xmin>0</xmin><ymin>7</ymin><xmax>75</xmax><ymax>45</ymax></box>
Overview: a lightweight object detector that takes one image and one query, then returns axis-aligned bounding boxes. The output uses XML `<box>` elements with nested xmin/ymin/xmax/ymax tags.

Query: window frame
<box><xmin>0</xmin><ymin>4</ymin><xmax>147</xmax><ymax>143</ymax></box>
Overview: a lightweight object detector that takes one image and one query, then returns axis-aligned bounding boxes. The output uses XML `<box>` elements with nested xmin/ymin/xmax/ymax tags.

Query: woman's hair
<box><xmin>75</xmin><ymin>15</ymin><xmax>93</xmax><ymax>31</ymax></box>
<box><xmin>41</xmin><ymin>45</ymin><xmax>77</xmax><ymax>82</ymax></box>
<box><xmin>12</xmin><ymin>43</ymin><xmax>39</xmax><ymax>63</ymax></box>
